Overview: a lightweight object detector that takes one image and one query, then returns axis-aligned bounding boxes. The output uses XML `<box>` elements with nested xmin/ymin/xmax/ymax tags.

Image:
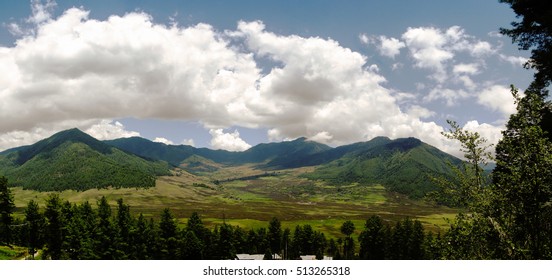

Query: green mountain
<box><xmin>242</xmin><ymin>137</ymin><xmax>332</xmax><ymax>167</ymax></box>
<box><xmin>0</xmin><ymin>128</ymin><xmax>170</xmax><ymax>191</ymax></box>
<box><xmin>106</xmin><ymin>136</ymin><xmax>332</xmax><ymax>168</ymax></box>
<box><xmin>105</xmin><ymin>137</ymin><xmax>196</xmax><ymax>166</ymax></box>
<box><xmin>305</xmin><ymin>137</ymin><xmax>462</xmax><ymax>198</ymax></box>
<box><xmin>0</xmin><ymin>129</ymin><xmax>463</xmax><ymax>198</ymax></box>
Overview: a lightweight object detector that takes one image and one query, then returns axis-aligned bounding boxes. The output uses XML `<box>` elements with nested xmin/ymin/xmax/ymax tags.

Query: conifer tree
<box><xmin>268</xmin><ymin>217</ymin><xmax>282</xmax><ymax>258</ymax></box>
<box><xmin>359</xmin><ymin>215</ymin><xmax>387</xmax><ymax>259</ymax></box>
<box><xmin>95</xmin><ymin>196</ymin><xmax>116</xmax><ymax>259</ymax></box>
<box><xmin>0</xmin><ymin>176</ymin><xmax>14</xmax><ymax>246</ymax></box>
<box><xmin>24</xmin><ymin>200</ymin><xmax>44</xmax><ymax>258</ymax></box>
<box><xmin>43</xmin><ymin>194</ymin><xmax>64</xmax><ymax>259</ymax></box>
<box><xmin>158</xmin><ymin>208</ymin><xmax>178</xmax><ymax>259</ymax></box>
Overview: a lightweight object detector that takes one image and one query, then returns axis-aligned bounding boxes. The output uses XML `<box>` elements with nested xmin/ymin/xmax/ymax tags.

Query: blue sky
<box><xmin>0</xmin><ymin>0</ymin><xmax>533</xmax><ymax>157</ymax></box>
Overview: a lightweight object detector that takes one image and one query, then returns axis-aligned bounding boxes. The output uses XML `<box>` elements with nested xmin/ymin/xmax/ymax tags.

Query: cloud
<box><xmin>0</xmin><ymin>7</ymin><xmax>510</xmax><ymax>157</ymax></box>
<box><xmin>153</xmin><ymin>137</ymin><xmax>174</xmax><ymax>145</ymax></box>
<box><xmin>463</xmin><ymin>120</ymin><xmax>504</xmax><ymax>153</ymax></box>
<box><xmin>398</xmin><ymin>26</ymin><xmax>494</xmax><ymax>83</ymax></box>
<box><xmin>375</xmin><ymin>36</ymin><xmax>405</xmax><ymax>58</ymax></box>
<box><xmin>499</xmin><ymin>54</ymin><xmax>528</xmax><ymax>67</ymax></box>
<box><xmin>406</xmin><ymin>105</ymin><xmax>435</xmax><ymax>119</ymax></box>
<box><xmin>28</xmin><ymin>0</ymin><xmax>57</xmax><ymax>25</ymax></box>
<box><xmin>85</xmin><ymin>120</ymin><xmax>140</xmax><ymax>140</ymax></box>
<box><xmin>402</xmin><ymin>27</ymin><xmax>454</xmax><ymax>82</ymax></box>
<box><xmin>0</xmin><ymin>8</ymin><xmax>259</xmax><ymax>134</ymax></box>
<box><xmin>181</xmin><ymin>138</ymin><xmax>195</xmax><ymax>147</ymax></box>
<box><xmin>453</xmin><ymin>63</ymin><xmax>479</xmax><ymax>75</ymax></box>
<box><xmin>209</xmin><ymin>129</ymin><xmax>251</xmax><ymax>151</ymax></box>
<box><xmin>477</xmin><ymin>85</ymin><xmax>518</xmax><ymax>116</ymax></box>
<box><xmin>7</xmin><ymin>0</ymin><xmax>57</xmax><ymax>36</ymax></box>
<box><xmin>425</xmin><ymin>87</ymin><xmax>470</xmax><ymax>106</ymax></box>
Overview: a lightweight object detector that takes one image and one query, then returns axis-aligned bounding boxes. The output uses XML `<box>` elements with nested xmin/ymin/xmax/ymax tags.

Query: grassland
<box><xmin>0</xmin><ymin>246</ymin><xmax>28</xmax><ymax>260</ymax></box>
<box><xmin>11</xmin><ymin>164</ymin><xmax>457</xmax><ymax>236</ymax></box>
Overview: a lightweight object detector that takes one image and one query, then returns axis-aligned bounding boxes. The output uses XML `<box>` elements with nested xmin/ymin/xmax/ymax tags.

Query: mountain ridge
<box><xmin>0</xmin><ymin>128</ymin><xmax>462</xmax><ymax>197</ymax></box>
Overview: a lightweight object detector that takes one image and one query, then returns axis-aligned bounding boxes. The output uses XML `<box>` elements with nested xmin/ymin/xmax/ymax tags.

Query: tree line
<box><xmin>0</xmin><ymin>186</ymin><xmax>440</xmax><ymax>260</ymax></box>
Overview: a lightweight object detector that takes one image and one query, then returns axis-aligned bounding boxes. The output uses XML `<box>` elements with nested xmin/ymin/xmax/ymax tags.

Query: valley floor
<box><xmin>12</xmin><ymin>164</ymin><xmax>456</xmax><ymax>240</ymax></box>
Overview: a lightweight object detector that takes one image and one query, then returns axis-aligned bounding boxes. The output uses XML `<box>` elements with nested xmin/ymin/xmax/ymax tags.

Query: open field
<box><xmin>12</xmin><ymin>164</ymin><xmax>457</xmax><ymax>236</ymax></box>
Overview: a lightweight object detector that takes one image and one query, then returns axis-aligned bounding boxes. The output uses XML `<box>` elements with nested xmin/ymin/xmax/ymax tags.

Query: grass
<box><xmin>0</xmin><ymin>245</ymin><xmax>28</xmax><ymax>260</ymax></box>
<box><xmin>11</xmin><ymin>164</ymin><xmax>457</xmax><ymax>236</ymax></box>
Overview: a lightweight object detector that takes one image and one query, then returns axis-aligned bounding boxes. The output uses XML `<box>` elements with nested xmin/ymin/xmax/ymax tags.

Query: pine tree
<box><xmin>95</xmin><ymin>196</ymin><xmax>116</xmax><ymax>259</ymax></box>
<box><xmin>43</xmin><ymin>194</ymin><xmax>64</xmax><ymax>260</ymax></box>
<box><xmin>24</xmin><ymin>200</ymin><xmax>44</xmax><ymax>259</ymax></box>
<box><xmin>115</xmin><ymin>198</ymin><xmax>132</xmax><ymax>258</ymax></box>
<box><xmin>267</xmin><ymin>217</ymin><xmax>282</xmax><ymax>259</ymax></box>
<box><xmin>359</xmin><ymin>215</ymin><xmax>387</xmax><ymax>259</ymax></box>
<box><xmin>158</xmin><ymin>208</ymin><xmax>178</xmax><ymax>259</ymax></box>
<box><xmin>0</xmin><ymin>176</ymin><xmax>14</xmax><ymax>246</ymax></box>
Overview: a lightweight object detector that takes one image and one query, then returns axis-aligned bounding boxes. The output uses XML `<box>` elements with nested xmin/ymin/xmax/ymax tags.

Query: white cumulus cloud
<box><xmin>376</xmin><ymin>36</ymin><xmax>405</xmax><ymax>58</ymax></box>
<box><xmin>153</xmin><ymin>137</ymin><xmax>174</xmax><ymax>145</ymax></box>
<box><xmin>209</xmin><ymin>129</ymin><xmax>251</xmax><ymax>151</ymax></box>
<box><xmin>477</xmin><ymin>85</ymin><xmax>518</xmax><ymax>117</ymax></box>
<box><xmin>85</xmin><ymin>120</ymin><xmax>141</xmax><ymax>140</ymax></box>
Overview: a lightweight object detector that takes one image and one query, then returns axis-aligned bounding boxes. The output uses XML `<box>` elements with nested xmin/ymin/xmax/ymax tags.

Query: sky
<box><xmin>0</xmin><ymin>0</ymin><xmax>534</xmax><ymax>158</ymax></box>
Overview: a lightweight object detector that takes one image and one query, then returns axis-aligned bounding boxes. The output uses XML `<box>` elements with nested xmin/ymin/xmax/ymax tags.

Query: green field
<box><xmin>0</xmin><ymin>246</ymin><xmax>28</xmax><ymax>260</ymax></box>
<box><xmin>12</xmin><ymin>164</ymin><xmax>456</xmax><ymax>235</ymax></box>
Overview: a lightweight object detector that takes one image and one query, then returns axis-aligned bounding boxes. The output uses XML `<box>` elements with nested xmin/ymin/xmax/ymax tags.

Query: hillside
<box><xmin>305</xmin><ymin>137</ymin><xmax>462</xmax><ymax>198</ymax></box>
<box><xmin>0</xmin><ymin>129</ymin><xmax>170</xmax><ymax>191</ymax></box>
<box><xmin>106</xmin><ymin>136</ymin><xmax>332</xmax><ymax>167</ymax></box>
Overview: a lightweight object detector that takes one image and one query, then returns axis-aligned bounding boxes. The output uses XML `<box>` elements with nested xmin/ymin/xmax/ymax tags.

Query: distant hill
<box><xmin>0</xmin><ymin>129</ymin><xmax>170</xmax><ymax>191</ymax></box>
<box><xmin>106</xmin><ymin>136</ymin><xmax>332</xmax><ymax>168</ymax></box>
<box><xmin>244</xmin><ymin>137</ymin><xmax>332</xmax><ymax>168</ymax></box>
<box><xmin>0</xmin><ymin>129</ymin><xmax>465</xmax><ymax>198</ymax></box>
<box><xmin>105</xmin><ymin>137</ymin><xmax>196</xmax><ymax>166</ymax></box>
<box><xmin>305</xmin><ymin>137</ymin><xmax>463</xmax><ymax>198</ymax></box>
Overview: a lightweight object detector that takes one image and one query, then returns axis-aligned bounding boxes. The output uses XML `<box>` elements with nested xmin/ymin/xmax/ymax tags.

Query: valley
<box><xmin>11</xmin><ymin>162</ymin><xmax>456</xmax><ymax>240</ymax></box>
<box><xmin>1</xmin><ymin>128</ymin><xmax>462</xmax><ymax>243</ymax></box>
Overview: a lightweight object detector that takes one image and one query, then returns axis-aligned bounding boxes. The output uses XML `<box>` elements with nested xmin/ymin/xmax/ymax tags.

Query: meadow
<box><xmin>12</xmin><ymin>164</ymin><xmax>456</xmax><ymax>239</ymax></box>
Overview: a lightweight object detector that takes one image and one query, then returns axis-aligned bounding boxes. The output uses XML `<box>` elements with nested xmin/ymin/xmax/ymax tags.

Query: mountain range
<box><xmin>0</xmin><ymin>128</ymin><xmax>463</xmax><ymax>197</ymax></box>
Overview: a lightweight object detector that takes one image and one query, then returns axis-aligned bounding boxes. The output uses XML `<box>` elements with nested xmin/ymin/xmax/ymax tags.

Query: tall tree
<box><xmin>95</xmin><ymin>196</ymin><xmax>116</xmax><ymax>259</ymax></box>
<box><xmin>43</xmin><ymin>194</ymin><xmax>64</xmax><ymax>260</ymax></box>
<box><xmin>267</xmin><ymin>217</ymin><xmax>282</xmax><ymax>258</ymax></box>
<box><xmin>0</xmin><ymin>176</ymin><xmax>14</xmax><ymax>246</ymax></box>
<box><xmin>24</xmin><ymin>200</ymin><xmax>44</xmax><ymax>259</ymax></box>
<box><xmin>500</xmin><ymin>0</ymin><xmax>552</xmax><ymax>90</ymax></box>
<box><xmin>492</xmin><ymin>86</ymin><xmax>552</xmax><ymax>259</ymax></box>
<box><xmin>158</xmin><ymin>208</ymin><xmax>178</xmax><ymax>259</ymax></box>
<box><xmin>340</xmin><ymin>220</ymin><xmax>356</xmax><ymax>259</ymax></box>
<box><xmin>115</xmin><ymin>198</ymin><xmax>132</xmax><ymax>258</ymax></box>
<box><xmin>359</xmin><ymin>215</ymin><xmax>388</xmax><ymax>260</ymax></box>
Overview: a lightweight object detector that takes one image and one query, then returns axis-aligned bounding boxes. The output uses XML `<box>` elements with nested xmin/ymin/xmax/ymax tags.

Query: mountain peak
<box><xmin>13</xmin><ymin>128</ymin><xmax>111</xmax><ymax>165</ymax></box>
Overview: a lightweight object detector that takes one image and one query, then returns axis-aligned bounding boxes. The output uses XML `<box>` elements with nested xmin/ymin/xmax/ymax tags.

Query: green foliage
<box><xmin>500</xmin><ymin>0</ymin><xmax>552</xmax><ymax>89</ymax></box>
<box><xmin>430</xmin><ymin>120</ymin><xmax>493</xmax><ymax>208</ymax></box>
<box><xmin>268</xmin><ymin>217</ymin><xmax>282</xmax><ymax>257</ymax></box>
<box><xmin>43</xmin><ymin>194</ymin><xmax>64</xmax><ymax>260</ymax></box>
<box><xmin>492</xmin><ymin>87</ymin><xmax>552</xmax><ymax>259</ymax></box>
<box><xmin>307</xmin><ymin>137</ymin><xmax>462</xmax><ymax>198</ymax></box>
<box><xmin>0</xmin><ymin>129</ymin><xmax>170</xmax><ymax>191</ymax></box>
<box><xmin>158</xmin><ymin>208</ymin><xmax>178</xmax><ymax>259</ymax></box>
<box><xmin>358</xmin><ymin>216</ymin><xmax>388</xmax><ymax>259</ymax></box>
<box><xmin>357</xmin><ymin>215</ymin><xmax>426</xmax><ymax>260</ymax></box>
<box><xmin>0</xmin><ymin>176</ymin><xmax>14</xmax><ymax>245</ymax></box>
<box><xmin>24</xmin><ymin>200</ymin><xmax>44</xmax><ymax>258</ymax></box>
